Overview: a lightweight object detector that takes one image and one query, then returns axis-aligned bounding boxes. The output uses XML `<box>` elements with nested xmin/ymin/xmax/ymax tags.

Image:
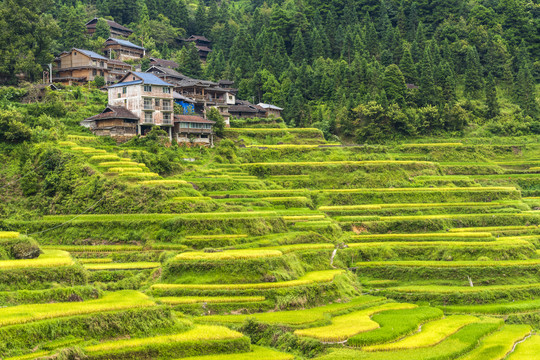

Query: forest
<box><xmin>1</xmin><ymin>0</ymin><xmax>539</xmax><ymax>142</ymax></box>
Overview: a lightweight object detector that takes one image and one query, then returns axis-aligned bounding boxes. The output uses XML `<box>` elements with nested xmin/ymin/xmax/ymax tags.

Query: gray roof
<box><xmin>132</xmin><ymin>71</ymin><xmax>173</xmax><ymax>86</ymax></box>
<box><xmin>257</xmin><ymin>103</ymin><xmax>283</xmax><ymax>111</ymax></box>
<box><xmin>173</xmin><ymin>92</ymin><xmax>196</xmax><ymax>103</ymax></box>
<box><xmin>147</xmin><ymin>65</ymin><xmax>186</xmax><ymax>79</ymax></box>
<box><xmin>106</xmin><ymin>38</ymin><xmax>145</xmax><ymax>50</ymax></box>
<box><xmin>73</xmin><ymin>48</ymin><xmax>108</xmax><ymax>61</ymax></box>
<box><xmin>108</xmin><ymin>80</ymin><xmax>142</xmax><ymax>88</ymax></box>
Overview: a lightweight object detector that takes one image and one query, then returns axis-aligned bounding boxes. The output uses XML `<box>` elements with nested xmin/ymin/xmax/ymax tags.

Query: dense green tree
<box><xmin>464</xmin><ymin>46</ymin><xmax>484</xmax><ymax>98</ymax></box>
<box><xmin>93</xmin><ymin>18</ymin><xmax>110</xmax><ymax>39</ymax></box>
<box><xmin>418</xmin><ymin>45</ymin><xmax>437</xmax><ymax>106</ymax></box>
<box><xmin>291</xmin><ymin>30</ymin><xmax>307</xmax><ymax>63</ymax></box>
<box><xmin>383</xmin><ymin>64</ymin><xmax>406</xmax><ymax>105</ymax></box>
<box><xmin>399</xmin><ymin>45</ymin><xmax>417</xmax><ymax>84</ymax></box>
<box><xmin>516</xmin><ymin>63</ymin><xmax>538</xmax><ymax>118</ymax></box>
<box><xmin>207</xmin><ymin>107</ymin><xmax>225</xmax><ymax>137</ymax></box>
<box><xmin>485</xmin><ymin>73</ymin><xmax>500</xmax><ymax>119</ymax></box>
<box><xmin>176</xmin><ymin>42</ymin><xmax>202</xmax><ymax>77</ymax></box>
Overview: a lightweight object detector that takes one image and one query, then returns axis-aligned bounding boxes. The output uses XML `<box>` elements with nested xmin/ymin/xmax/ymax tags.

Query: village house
<box><xmin>174</xmin><ymin>115</ymin><xmax>215</xmax><ymax>145</ymax></box>
<box><xmin>84</xmin><ymin>71</ymin><xmax>175</xmax><ymax>139</ymax></box>
<box><xmin>80</xmin><ymin>105</ymin><xmax>139</xmax><ymax>137</ymax></box>
<box><xmin>104</xmin><ymin>38</ymin><xmax>145</xmax><ymax>61</ymax></box>
<box><xmin>52</xmin><ymin>48</ymin><xmax>131</xmax><ymax>85</ymax></box>
<box><xmin>146</xmin><ymin>66</ymin><xmax>234</xmax><ymax>125</ymax></box>
<box><xmin>149</xmin><ymin>57</ymin><xmax>179</xmax><ymax>69</ymax></box>
<box><xmin>228</xmin><ymin>100</ymin><xmax>267</xmax><ymax>119</ymax></box>
<box><xmin>183</xmin><ymin>35</ymin><xmax>212</xmax><ymax>61</ymax></box>
<box><xmin>86</xmin><ymin>18</ymin><xmax>133</xmax><ymax>38</ymax></box>
<box><xmin>257</xmin><ymin>103</ymin><xmax>284</xmax><ymax>118</ymax></box>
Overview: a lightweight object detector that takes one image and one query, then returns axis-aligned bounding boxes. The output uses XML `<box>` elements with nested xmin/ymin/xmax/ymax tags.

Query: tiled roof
<box><xmin>173</xmin><ymin>92</ymin><xmax>196</xmax><ymax>103</ymax></box>
<box><xmin>86</xmin><ymin>18</ymin><xmax>133</xmax><ymax>33</ymax></box>
<box><xmin>84</xmin><ymin>105</ymin><xmax>138</xmax><ymax>121</ymax></box>
<box><xmin>106</xmin><ymin>38</ymin><xmax>145</xmax><ymax>50</ymax></box>
<box><xmin>257</xmin><ymin>103</ymin><xmax>283</xmax><ymax>111</ymax></box>
<box><xmin>108</xmin><ymin>59</ymin><xmax>131</xmax><ymax>67</ymax></box>
<box><xmin>195</xmin><ymin>45</ymin><xmax>212</xmax><ymax>52</ymax></box>
<box><xmin>150</xmin><ymin>58</ymin><xmax>180</xmax><ymax>69</ymax></box>
<box><xmin>147</xmin><ymin>65</ymin><xmax>186</xmax><ymax>79</ymax></box>
<box><xmin>132</xmin><ymin>71</ymin><xmax>173</xmax><ymax>86</ymax></box>
<box><xmin>174</xmin><ymin>115</ymin><xmax>215</xmax><ymax>124</ymax></box>
<box><xmin>107</xmin><ymin>80</ymin><xmax>142</xmax><ymax>88</ymax></box>
<box><xmin>187</xmin><ymin>35</ymin><xmax>210</xmax><ymax>42</ymax></box>
<box><xmin>73</xmin><ymin>48</ymin><xmax>108</xmax><ymax>61</ymax></box>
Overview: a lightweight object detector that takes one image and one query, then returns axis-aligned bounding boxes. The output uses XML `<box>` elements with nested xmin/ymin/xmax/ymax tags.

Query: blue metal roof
<box><xmin>107</xmin><ymin>38</ymin><xmax>145</xmax><ymax>50</ymax></box>
<box><xmin>132</xmin><ymin>72</ymin><xmax>173</xmax><ymax>86</ymax></box>
<box><xmin>74</xmin><ymin>48</ymin><xmax>108</xmax><ymax>61</ymax></box>
<box><xmin>108</xmin><ymin>80</ymin><xmax>143</xmax><ymax>88</ymax></box>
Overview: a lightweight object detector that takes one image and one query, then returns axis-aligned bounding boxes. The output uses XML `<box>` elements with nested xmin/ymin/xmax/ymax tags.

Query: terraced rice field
<box><xmin>5</xmin><ymin>132</ymin><xmax>540</xmax><ymax>359</ymax></box>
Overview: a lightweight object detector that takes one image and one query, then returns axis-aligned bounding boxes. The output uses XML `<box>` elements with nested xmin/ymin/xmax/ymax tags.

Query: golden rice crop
<box><xmin>84</xmin><ymin>325</ymin><xmax>244</xmax><ymax>353</ymax></box>
<box><xmin>5</xmin><ymin>351</ymin><xmax>50</xmax><ymax>360</ymax></box>
<box><xmin>98</xmin><ymin>161</ymin><xmax>142</xmax><ymax>167</ymax></box>
<box><xmin>177</xmin><ymin>345</ymin><xmax>295</xmax><ymax>360</ymax></box>
<box><xmin>78</xmin><ymin>258</ymin><xmax>113</xmax><ymax>264</ymax></box>
<box><xmin>0</xmin><ymin>291</ymin><xmax>154</xmax><ymax>327</ymax></box>
<box><xmin>350</xmin><ymin>232</ymin><xmax>494</xmax><ymax>240</ymax></box>
<box><xmin>43</xmin><ymin>245</ymin><xmax>143</xmax><ymax>252</ymax></box>
<box><xmin>174</xmin><ymin>249</ymin><xmax>283</xmax><ymax>261</ymax></box>
<box><xmin>355</xmin><ymin>259</ymin><xmax>540</xmax><ymax>268</ymax></box>
<box><xmin>319</xmin><ymin>201</ymin><xmax>513</xmax><ymax>211</ymax></box>
<box><xmin>0</xmin><ymin>250</ymin><xmax>73</xmax><ymax>270</ymax></box>
<box><xmin>158</xmin><ymin>296</ymin><xmax>265</xmax><ymax>305</ymax></box>
<box><xmin>152</xmin><ymin>270</ymin><xmax>343</xmax><ymax>291</ymax></box>
<box><xmin>88</xmin><ymin>155</ymin><xmax>122</xmax><ymax>162</ymax></box>
<box><xmin>363</xmin><ymin>315</ymin><xmax>479</xmax><ymax>351</ymax></box>
<box><xmin>401</xmin><ymin>143</ymin><xmax>464</xmax><ymax>147</ymax></box>
<box><xmin>107</xmin><ymin>167</ymin><xmax>144</xmax><ymax>173</ymax></box>
<box><xmin>172</xmin><ymin>196</ymin><xmax>212</xmax><ymax>201</ymax></box>
<box><xmin>294</xmin><ymin>303</ymin><xmax>417</xmax><ymax>342</ymax></box>
<box><xmin>139</xmin><ymin>180</ymin><xmax>189</xmax><ymax>186</ymax></box>
<box><xmin>0</xmin><ymin>231</ymin><xmax>20</xmax><ymax>239</ymax></box>
<box><xmin>184</xmin><ymin>234</ymin><xmax>248</xmax><ymax>240</ymax></box>
<box><xmin>83</xmin><ymin>262</ymin><xmax>161</xmax><ymax>270</ymax></box>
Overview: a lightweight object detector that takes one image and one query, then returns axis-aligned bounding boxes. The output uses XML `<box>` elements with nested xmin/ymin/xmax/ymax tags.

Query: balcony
<box><xmin>162</xmin><ymin>118</ymin><xmax>173</xmax><ymax>125</ymax></box>
<box><xmin>162</xmin><ymin>106</ymin><xmax>173</xmax><ymax>111</ymax></box>
<box><xmin>143</xmin><ymin>103</ymin><xmax>153</xmax><ymax>110</ymax></box>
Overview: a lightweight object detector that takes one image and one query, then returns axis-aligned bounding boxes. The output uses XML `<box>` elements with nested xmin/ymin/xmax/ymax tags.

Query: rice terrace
<box><xmin>1</xmin><ymin>0</ymin><xmax>540</xmax><ymax>358</ymax></box>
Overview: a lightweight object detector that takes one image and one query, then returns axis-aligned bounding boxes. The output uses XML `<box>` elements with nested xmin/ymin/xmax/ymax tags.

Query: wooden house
<box><xmin>107</xmin><ymin>71</ymin><xmax>175</xmax><ymax>138</ymax></box>
<box><xmin>183</xmin><ymin>35</ymin><xmax>212</xmax><ymax>61</ymax></box>
<box><xmin>53</xmin><ymin>48</ymin><xmax>109</xmax><ymax>85</ymax></box>
<box><xmin>86</xmin><ymin>18</ymin><xmax>133</xmax><ymax>38</ymax></box>
<box><xmin>81</xmin><ymin>105</ymin><xmax>139</xmax><ymax>137</ymax></box>
<box><xmin>149</xmin><ymin>58</ymin><xmax>179</xmax><ymax>69</ymax></box>
<box><xmin>174</xmin><ymin>115</ymin><xmax>215</xmax><ymax>145</ymax></box>
<box><xmin>257</xmin><ymin>103</ymin><xmax>284</xmax><ymax>118</ymax></box>
<box><xmin>229</xmin><ymin>100</ymin><xmax>267</xmax><ymax>119</ymax></box>
<box><xmin>146</xmin><ymin>66</ymin><xmax>234</xmax><ymax>125</ymax></box>
<box><xmin>104</xmin><ymin>38</ymin><xmax>145</xmax><ymax>61</ymax></box>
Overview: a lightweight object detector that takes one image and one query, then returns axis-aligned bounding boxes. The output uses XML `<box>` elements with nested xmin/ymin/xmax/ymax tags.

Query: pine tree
<box><xmin>291</xmin><ymin>29</ymin><xmax>307</xmax><ymax>63</ymax></box>
<box><xmin>464</xmin><ymin>46</ymin><xmax>484</xmax><ymax>99</ymax></box>
<box><xmin>177</xmin><ymin>42</ymin><xmax>202</xmax><ymax>77</ymax></box>
<box><xmin>383</xmin><ymin>64</ymin><xmax>407</xmax><ymax>105</ymax></box>
<box><xmin>93</xmin><ymin>18</ymin><xmax>110</xmax><ymax>39</ymax></box>
<box><xmin>485</xmin><ymin>73</ymin><xmax>500</xmax><ymax>119</ymax></box>
<box><xmin>516</xmin><ymin>63</ymin><xmax>538</xmax><ymax>118</ymax></box>
<box><xmin>365</xmin><ymin>20</ymin><xmax>380</xmax><ymax>58</ymax></box>
<box><xmin>399</xmin><ymin>45</ymin><xmax>417</xmax><ymax>84</ymax></box>
<box><xmin>440</xmin><ymin>60</ymin><xmax>457</xmax><ymax>104</ymax></box>
<box><xmin>418</xmin><ymin>45</ymin><xmax>437</xmax><ymax>106</ymax></box>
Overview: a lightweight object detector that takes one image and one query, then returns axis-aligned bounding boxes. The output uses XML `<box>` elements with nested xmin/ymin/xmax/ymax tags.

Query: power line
<box><xmin>27</xmin><ymin>196</ymin><xmax>105</xmax><ymax>236</ymax></box>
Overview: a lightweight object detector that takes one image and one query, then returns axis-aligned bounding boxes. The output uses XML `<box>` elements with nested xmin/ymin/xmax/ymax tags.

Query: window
<box><xmin>144</xmin><ymin>85</ymin><xmax>152</xmax><ymax>92</ymax></box>
<box><xmin>163</xmin><ymin>100</ymin><xmax>171</xmax><ymax>111</ymax></box>
<box><xmin>155</xmin><ymin>99</ymin><xmax>160</xmax><ymax>107</ymax></box>
<box><xmin>145</xmin><ymin>112</ymin><xmax>153</xmax><ymax>123</ymax></box>
<box><xmin>93</xmin><ymin>69</ymin><xmax>97</xmax><ymax>76</ymax></box>
<box><xmin>144</xmin><ymin>98</ymin><xmax>152</xmax><ymax>110</ymax></box>
<box><xmin>122</xmin><ymin>87</ymin><xmax>126</xmax><ymax>94</ymax></box>
<box><xmin>132</xmin><ymin>76</ymin><xmax>136</xmax><ymax>81</ymax></box>
<box><xmin>229</xmin><ymin>95</ymin><xmax>233</xmax><ymax>100</ymax></box>
<box><xmin>117</xmin><ymin>93</ymin><xmax>121</xmax><ymax>98</ymax></box>
<box><xmin>163</xmin><ymin>87</ymin><xmax>171</xmax><ymax>94</ymax></box>
<box><xmin>100</xmin><ymin>61</ymin><xmax>104</xmax><ymax>67</ymax></box>
<box><xmin>163</xmin><ymin>113</ymin><xmax>171</xmax><ymax>124</ymax></box>
<box><xmin>100</xmin><ymin>71</ymin><xmax>104</xmax><ymax>76</ymax></box>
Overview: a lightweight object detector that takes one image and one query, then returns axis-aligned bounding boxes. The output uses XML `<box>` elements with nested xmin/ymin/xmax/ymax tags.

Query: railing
<box><xmin>162</xmin><ymin>119</ymin><xmax>173</xmax><ymax>125</ymax></box>
<box><xmin>162</xmin><ymin>106</ymin><xmax>173</xmax><ymax>111</ymax></box>
<box><xmin>143</xmin><ymin>103</ymin><xmax>153</xmax><ymax>110</ymax></box>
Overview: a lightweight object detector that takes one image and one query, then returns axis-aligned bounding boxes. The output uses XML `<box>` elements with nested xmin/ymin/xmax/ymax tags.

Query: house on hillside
<box><xmin>228</xmin><ymin>100</ymin><xmax>267</xmax><ymax>119</ymax></box>
<box><xmin>81</xmin><ymin>105</ymin><xmax>139</xmax><ymax>137</ymax></box>
<box><xmin>257</xmin><ymin>103</ymin><xmax>284</xmax><ymax>118</ymax></box>
<box><xmin>53</xmin><ymin>48</ymin><xmax>109</xmax><ymax>85</ymax></box>
<box><xmin>53</xmin><ymin>48</ymin><xmax>131</xmax><ymax>85</ymax></box>
<box><xmin>146</xmin><ymin>66</ymin><xmax>235</xmax><ymax>125</ymax></box>
<box><xmin>149</xmin><ymin>58</ymin><xmax>179</xmax><ymax>69</ymax></box>
<box><xmin>174</xmin><ymin>115</ymin><xmax>215</xmax><ymax>145</ymax></box>
<box><xmin>89</xmin><ymin>71</ymin><xmax>175</xmax><ymax>138</ymax></box>
<box><xmin>104</xmin><ymin>38</ymin><xmax>145</xmax><ymax>61</ymax></box>
<box><xmin>86</xmin><ymin>18</ymin><xmax>133</xmax><ymax>38</ymax></box>
<box><xmin>183</xmin><ymin>35</ymin><xmax>212</xmax><ymax>61</ymax></box>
